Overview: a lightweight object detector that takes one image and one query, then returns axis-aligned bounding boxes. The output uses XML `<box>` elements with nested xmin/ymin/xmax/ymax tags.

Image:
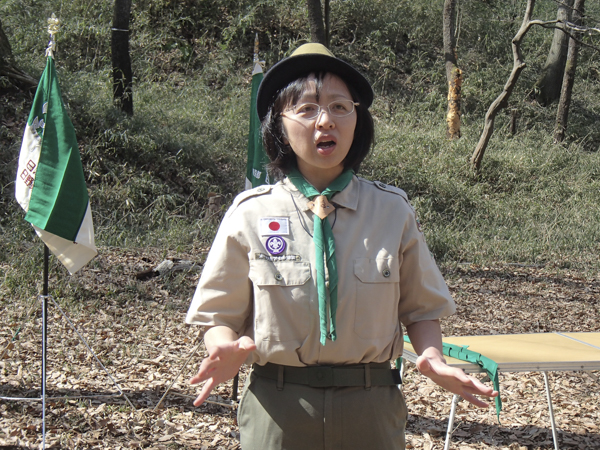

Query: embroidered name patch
<box><xmin>256</xmin><ymin>253</ymin><xmax>301</xmax><ymax>262</ymax></box>
<box><xmin>260</xmin><ymin>217</ymin><xmax>290</xmax><ymax>236</ymax></box>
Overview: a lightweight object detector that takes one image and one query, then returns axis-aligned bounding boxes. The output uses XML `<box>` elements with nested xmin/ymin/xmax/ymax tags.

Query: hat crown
<box><xmin>256</xmin><ymin>42</ymin><xmax>373</xmax><ymax>121</ymax></box>
<box><xmin>290</xmin><ymin>43</ymin><xmax>335</xmax><ymax>58</ymax></box>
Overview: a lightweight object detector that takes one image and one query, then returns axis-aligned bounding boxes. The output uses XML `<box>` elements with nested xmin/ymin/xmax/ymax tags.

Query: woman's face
<box><xmin>281</xmin><ymin>73</ymin><xmax>357</xmax><ymax>189</ymax></box>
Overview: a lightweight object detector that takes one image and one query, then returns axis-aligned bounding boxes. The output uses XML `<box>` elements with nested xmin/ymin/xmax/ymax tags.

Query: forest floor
<box><xmin>1</xmin><ymin>247</ymin><xmax>599</xmax><ymax>449</ymax></box>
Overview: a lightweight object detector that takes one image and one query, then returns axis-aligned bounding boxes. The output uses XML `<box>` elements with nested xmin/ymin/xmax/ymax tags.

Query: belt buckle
<box><xmin>307</xmin><ymin>366</ymin><xmax>333</xmax><ymax>387</ymax></box>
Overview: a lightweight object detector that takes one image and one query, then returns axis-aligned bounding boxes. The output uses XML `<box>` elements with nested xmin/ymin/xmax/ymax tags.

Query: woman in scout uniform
<box><xmin>186</xmin><ymin>43</ymin><xmax>497</xmax><ymax>449</ymax></box>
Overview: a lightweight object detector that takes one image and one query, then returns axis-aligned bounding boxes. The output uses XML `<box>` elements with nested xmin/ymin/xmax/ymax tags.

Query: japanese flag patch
<box><xmin>259</xmin><ymin>217</ymin><xmax>290</xmax><ymax>236</ymax></box>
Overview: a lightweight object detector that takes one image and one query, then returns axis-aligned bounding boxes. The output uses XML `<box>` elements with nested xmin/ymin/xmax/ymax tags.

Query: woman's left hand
<box><xmin>415</xmin><ymin>352</ymin><xmax>498</xmax><ymax>408</ymax></box>
<box><xmin>406</xmin><ymin>320</ymin><xmax>498</xmax><ymax>408</ymax></box>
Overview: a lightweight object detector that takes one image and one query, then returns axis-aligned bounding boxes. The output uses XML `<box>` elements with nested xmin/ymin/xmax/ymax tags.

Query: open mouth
<box><xmin>317</xmin><ymin>140</ymin><xmax>335</xmax><ymax>149</ymax></box>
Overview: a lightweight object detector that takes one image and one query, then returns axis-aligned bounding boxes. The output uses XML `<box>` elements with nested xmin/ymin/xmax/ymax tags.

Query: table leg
<box><xmin>444</xmin><ymin>394</ymin><xmax>460</xmax><ymax>450</ymax></box>
<box><xmin>543</xmin><ymin>371</ymin><xmax>559</xmax><ymax>450</ymax></box>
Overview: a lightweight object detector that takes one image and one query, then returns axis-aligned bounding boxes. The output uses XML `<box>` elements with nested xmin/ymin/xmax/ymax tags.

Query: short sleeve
<box><xmin>185</xmin><ymin>208</ymin><xmax>253</xmax><ymax>334</ymax></box>
<box><xmin>397</xmin><ymin>205</ymin><xmax>456</xmax><ymax>326</ymax></box>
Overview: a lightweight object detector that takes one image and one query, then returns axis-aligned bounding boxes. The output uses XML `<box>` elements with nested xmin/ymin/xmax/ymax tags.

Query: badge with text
<box><xmin>260</xmin><ymin>217</ymin><xmax>290</xmax><ymax>236</ymax></box>
<box><xmin>265</xmin><ymin>235</ymin><xmax>286</xmax><ymax>255</ymax></box>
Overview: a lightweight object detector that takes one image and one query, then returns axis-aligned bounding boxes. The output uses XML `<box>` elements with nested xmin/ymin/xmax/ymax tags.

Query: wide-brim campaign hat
<box><xmin>256</xmin><ymin>43</ymin><xmax>373</xmax><ymax>121</ymax></box>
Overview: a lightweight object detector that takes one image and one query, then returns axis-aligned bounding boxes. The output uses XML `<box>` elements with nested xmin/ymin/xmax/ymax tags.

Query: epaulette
<box><xmin>373</xmin><ymin>181</ymin><xmax>424</xmax><ymax>233</ymax></box>
<box><xmin>223</xmin><ymin>184</ymin><xmax>273</xmax><ymax>221</ymax></box>
<box><xmin>373</xmin><ymin>180</ymin><xmax>409</xmax><ymax>202</ymax></box>
<box><xmin>231</xmin><ymin>184</ymin><xmax>273</xmax><ymax>208</ymax></box>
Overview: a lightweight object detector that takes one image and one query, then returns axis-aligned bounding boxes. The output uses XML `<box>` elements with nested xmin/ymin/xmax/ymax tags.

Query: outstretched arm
<box><xmin>189</xmin><ymin>325</ymin><xmax>256</xmax><ymax>406</ymax></box>
<box><xmin>406</xmin><ymin>320</ymin><xmax>498</xmax><ymax>408</ymax></box>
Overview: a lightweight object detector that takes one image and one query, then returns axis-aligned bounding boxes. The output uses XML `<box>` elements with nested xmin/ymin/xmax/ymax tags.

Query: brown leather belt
<box><xmin>252</xmin><ymin>362</ymin><xmax>401</xmax><ymax>389</ymax></box>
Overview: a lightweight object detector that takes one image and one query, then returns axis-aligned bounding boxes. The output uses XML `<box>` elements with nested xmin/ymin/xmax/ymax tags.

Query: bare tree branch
<box><xmin>531</xmin><ymin>19</ymin><xmax>600</xmax><ymax>51</ymax></box>
<box><xmin>470</xmin><ymin>0</ymin><xmax>599</xmax><ymax>172</ymax></box>
<box><xmin>471</xmin><ymin>0</ymin><xmax>536</xmax><ymax>172</ymax></box>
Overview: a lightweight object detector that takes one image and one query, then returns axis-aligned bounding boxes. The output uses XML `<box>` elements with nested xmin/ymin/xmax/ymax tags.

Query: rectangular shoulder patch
<box><xmin>259</xmin><ymin>217</ymin><xmax>290</xmax><ymax>236</ymax></box>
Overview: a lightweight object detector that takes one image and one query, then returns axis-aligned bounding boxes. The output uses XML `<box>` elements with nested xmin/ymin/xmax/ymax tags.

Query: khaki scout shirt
<box><xmin>186</xmin><ymin>175</ymin><xmax>456</xmax><ymax>366</ymax></box>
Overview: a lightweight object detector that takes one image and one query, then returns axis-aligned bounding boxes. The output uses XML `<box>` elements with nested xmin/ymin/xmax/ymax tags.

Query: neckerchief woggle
<box><xmin>402</xmin><ymin>336</ymin><xmax>502</xmax><ymax>421</ymax></box>
<box><xmin>288</xmin><ymin>168</ymin><xmax>354</xmax><ymax>345</ymax></box>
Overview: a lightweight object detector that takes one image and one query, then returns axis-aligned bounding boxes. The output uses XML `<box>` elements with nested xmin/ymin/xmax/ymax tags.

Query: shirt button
<box><xmin>382</xmin><ymin>269</ymin><xmax>391</xmax><ymax>278</ymax></box>
<box><xmin>275</xmin><ymin>273</ymin><xmax>283</xmax><ymax>281</ymax></box>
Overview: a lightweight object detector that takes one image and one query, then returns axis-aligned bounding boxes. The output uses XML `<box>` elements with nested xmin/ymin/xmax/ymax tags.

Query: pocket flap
<box><xmin>249</xmin><ymin>260</ymin><xmax>312</xmax><ymax>286</ymax></box>
<box><xmin>354</xmin><ymin>258</ymin><xmax>399</xmax><ymax>283</ymax></box>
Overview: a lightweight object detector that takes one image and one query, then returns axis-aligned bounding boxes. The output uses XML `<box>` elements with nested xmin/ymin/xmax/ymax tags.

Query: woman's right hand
<box><xmin>189</xmin><ymin>329</ymin><xmax>256</xmax><ymax>407</ymax></box>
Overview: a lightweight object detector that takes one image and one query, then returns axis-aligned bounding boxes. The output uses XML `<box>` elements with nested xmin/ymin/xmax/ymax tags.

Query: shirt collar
<box><xmin>282</xmin><ymin>174</ymin><xmax>360</xmax><ymax>212</ymax></box>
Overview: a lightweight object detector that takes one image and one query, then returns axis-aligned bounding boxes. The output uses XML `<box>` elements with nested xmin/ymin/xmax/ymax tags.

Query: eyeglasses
<box><xmin>284</xmin><ymin>100</ymin><xmax>359</xmax><ymax>120</ymax></box>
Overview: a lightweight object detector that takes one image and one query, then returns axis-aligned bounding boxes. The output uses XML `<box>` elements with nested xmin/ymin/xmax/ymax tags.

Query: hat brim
<box><xmin>256</xmin><ymin>53</ymin><xmax>373</xmax><ymax>122</ymax></box>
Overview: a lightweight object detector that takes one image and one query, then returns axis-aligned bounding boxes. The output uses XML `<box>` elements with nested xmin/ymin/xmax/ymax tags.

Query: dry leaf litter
<box><xmin>1</xmin><ymin>249</ymin><xmax>599</xmax><ymax>449</ymax></box>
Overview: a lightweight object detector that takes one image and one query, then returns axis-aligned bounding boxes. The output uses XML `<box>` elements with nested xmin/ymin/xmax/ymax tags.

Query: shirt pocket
<box><xmin>249</xmin><ymin>259</ymin><xmax>312</xmax><ymax>342</ymax></box>
<box><xmin>353</xmin><ymin>257</ymin><xmax>400</xmax><ymax>340</ymax></box>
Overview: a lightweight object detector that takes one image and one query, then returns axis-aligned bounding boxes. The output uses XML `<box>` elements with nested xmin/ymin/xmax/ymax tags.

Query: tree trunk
<box><xmin>0</xmin><ymin>18</ymin><xmax>37</xmax><ymax>90</ymax></box>
<box><xmin>0</xmin><ymin>17</ymin><xmax>12</xmax><ymax>64</ymax></box>
<box><xmin>111</xmin><ymin>0</ymin><xmax>133</xmax><ymax>115</ymax></box>
<box><xmin>554</xmin><ymin>0</ymin><xmax>584</xmax><ymax>143</ymax></box>
<box><xmin>306</xmin><ymin>0</ymin><xmax>327</xmax><ymax>46</ymax></box>
<box><xmin>532</xmin><ymin>0</ymin><xmax>573</xmax><ymax>106</ymax></box>
<box><xmin>443</xmin><ymin>0</ymin><xmax>462</xmax><ymax>140</ymax></box>
<box><xmin>323</xmin><ymin>0</ymin><xmax>330</xmax><ymax>48</ymax></box>
<box><xmin>471</xmin><ymin>0</ymin><xmax>537</xmax><ymax>172</ymax></box>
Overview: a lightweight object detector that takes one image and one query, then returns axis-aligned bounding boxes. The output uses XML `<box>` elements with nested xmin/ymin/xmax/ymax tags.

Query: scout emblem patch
<box><xmin>307</xmin><ymin>195</ymin><xmax>335</xmax><ymax>219</ymax></box>
<box><xmin>266</xmin><ymin>235</ymin><xmax>286</xmax><ymax>255</ymax></box>
<box><xmin>260</xmin><ymin>217</ymin><xmax>290</xmax><ymax>236</ymax></box>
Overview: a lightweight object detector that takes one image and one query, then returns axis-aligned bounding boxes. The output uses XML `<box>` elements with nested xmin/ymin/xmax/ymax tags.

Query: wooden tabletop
<box><xmin>402</xmin><ymin>332</ymin><xmax>600</xmax><ymax>373</ymax></box>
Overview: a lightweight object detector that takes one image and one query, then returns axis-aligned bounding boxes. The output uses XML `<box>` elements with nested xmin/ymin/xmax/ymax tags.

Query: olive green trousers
<box><xmin>238</xmin><ymin>371</ymin><xmax>407</xmax><ymax>450</ymax></box>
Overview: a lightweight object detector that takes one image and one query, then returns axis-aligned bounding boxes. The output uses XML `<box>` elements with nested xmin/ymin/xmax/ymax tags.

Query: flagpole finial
<box><xmin>46</xmin><ymin>14</ymin><xmax>60</xmax><ymax>57</ymax></box>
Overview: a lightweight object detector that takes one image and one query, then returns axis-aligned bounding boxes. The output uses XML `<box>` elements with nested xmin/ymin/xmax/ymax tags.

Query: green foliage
<box><xmin>364</xmin><ymin>102</ymin><xmax>600</xmax><ymax>269</ymax></box>
<box><xmin>1</xmin><ymin>0</ymin><xmax>600</xmax><ymax>293</ymax></box>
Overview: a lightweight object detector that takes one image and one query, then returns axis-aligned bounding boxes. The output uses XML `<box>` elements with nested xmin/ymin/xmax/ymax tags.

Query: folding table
<box><xmin>401</xmin><ymin>332</ymin><xmax>600</xmax><ymax>450</ymax></box>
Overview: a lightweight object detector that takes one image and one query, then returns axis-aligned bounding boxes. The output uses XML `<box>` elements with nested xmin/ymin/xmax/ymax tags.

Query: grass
<box><xmin>1</xmin><ymin>0</ymin><xmax>600</xmax><ymax>308</ymax></box>
<box><xmin>365</xmin><ymin>96</ymin><xmax>600</xmax><ymax>270</ymax></box>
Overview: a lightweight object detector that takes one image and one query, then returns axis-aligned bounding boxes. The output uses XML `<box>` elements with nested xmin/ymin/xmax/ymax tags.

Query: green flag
<box><xmin>16</xmin><ymin>56</ymin><xmax>97</xmax><ymax>274</ymax></box>
<box><xmin>245</xmin><ymin>62</ymin><xmax>270</xmax><ymax>189</ymax></box>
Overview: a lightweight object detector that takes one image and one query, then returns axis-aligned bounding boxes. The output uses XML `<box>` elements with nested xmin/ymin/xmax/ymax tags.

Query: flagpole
<box><xmin>39</xmin><ymin>14</ymin><xmax>58</xmax><ymax>449</ymax></box>
<box><xmin>254</xmin><ymin>32</ymin><xmax>259</xmax><ymax>64</ymax></box>
<box><xmin>41</xmin><ymin>246</ymin><xmax>49</xmax><ymax>450</ymax></box>
<box><xmin>245</xmin><ymin>34</ymin><xmax>269</xmax><ymax>189</ymax></box>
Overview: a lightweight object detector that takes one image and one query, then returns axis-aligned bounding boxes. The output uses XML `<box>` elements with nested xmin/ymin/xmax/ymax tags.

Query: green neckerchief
<box><xmin>288</xmin><ymin>168</ymin><xmax>354</xmax><ymax>345</ymax></box>
<box><xmin>402</xmin><ymin>336</ymin><xmax>502</xmax><ymax>420</ymax></box>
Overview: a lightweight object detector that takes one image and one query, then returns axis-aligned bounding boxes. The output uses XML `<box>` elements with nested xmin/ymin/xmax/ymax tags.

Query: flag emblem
<box><xmin>260</xmin><ymin>217</ymin><xmax>289</xmax><ymax>236</ymax></box>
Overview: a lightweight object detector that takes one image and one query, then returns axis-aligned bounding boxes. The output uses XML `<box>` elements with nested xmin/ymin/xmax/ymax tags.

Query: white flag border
<box><xmin>32</xmin><ymin>201</ymin><xmax>97</xmax><ymax>275</ymax></box>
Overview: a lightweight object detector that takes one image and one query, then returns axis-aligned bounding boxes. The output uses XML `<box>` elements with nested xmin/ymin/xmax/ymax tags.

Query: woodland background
<box><xmin>1</xmin><ymin>0</ymin><xmax>600</xmax><ymax>448</ymax></box>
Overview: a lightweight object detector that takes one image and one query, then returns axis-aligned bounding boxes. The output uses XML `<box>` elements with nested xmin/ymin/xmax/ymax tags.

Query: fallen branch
<box><xmin>135</xmin><ymin>258</ymin><xmax>203</xmax><ymax>280</ymax></box>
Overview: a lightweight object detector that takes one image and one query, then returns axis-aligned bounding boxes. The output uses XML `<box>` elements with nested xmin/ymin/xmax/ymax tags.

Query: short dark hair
<box><xmin>261</xmin><ymin>72</ymin><xmax>375</xmax><ymax>180</ymax></box>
